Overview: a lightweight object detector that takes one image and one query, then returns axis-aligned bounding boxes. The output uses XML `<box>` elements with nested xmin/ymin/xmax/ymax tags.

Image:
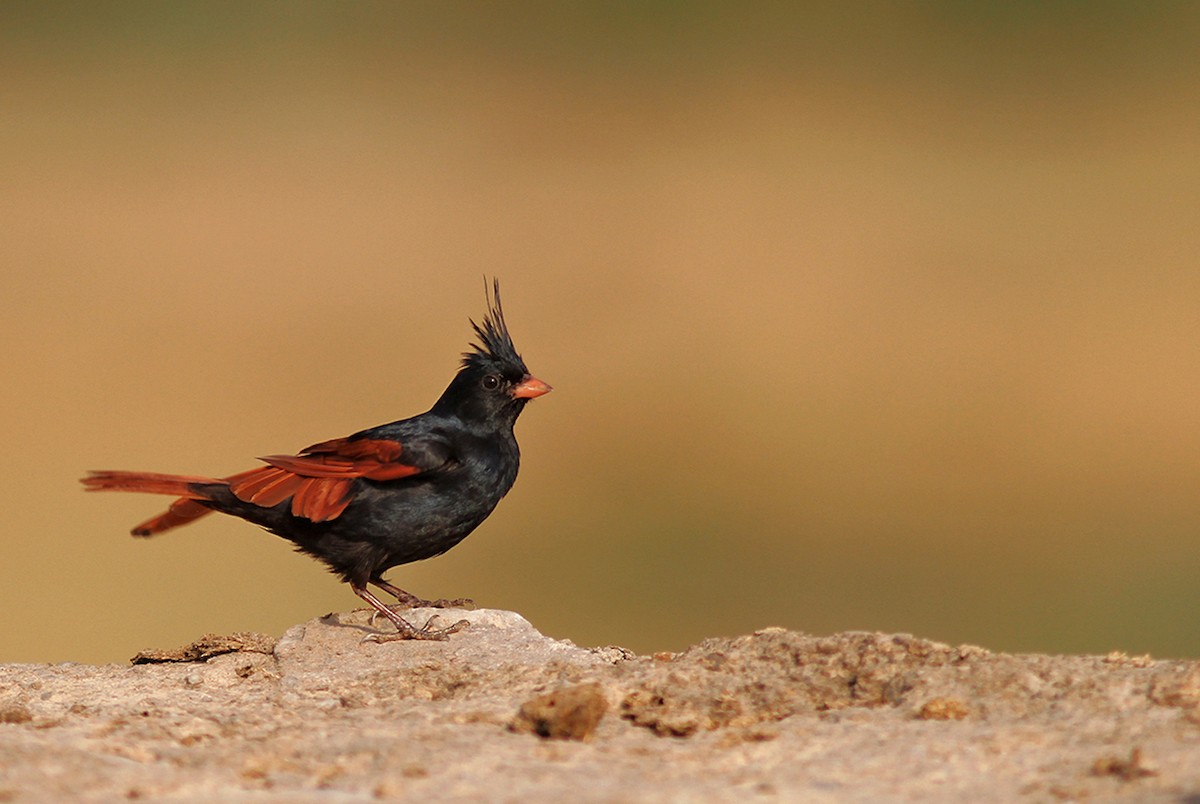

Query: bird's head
<box><xmin>434</xmin><ymin>279</ymin><xmax>551</xmax><ymax>425</ymax></box>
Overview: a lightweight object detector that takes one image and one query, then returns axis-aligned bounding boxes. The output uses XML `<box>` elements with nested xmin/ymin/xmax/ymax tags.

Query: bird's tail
<box><xmin>81</xmin><ymin>470</ymin><xmax>219</xmax><ymax>537</ymax></box>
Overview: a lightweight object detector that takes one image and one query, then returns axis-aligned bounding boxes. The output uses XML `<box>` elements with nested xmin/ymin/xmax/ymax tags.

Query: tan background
<box><xmin>4</xmin><ymin>5</ymin><xmax>1198</xmax><ymax>664</ymax></box>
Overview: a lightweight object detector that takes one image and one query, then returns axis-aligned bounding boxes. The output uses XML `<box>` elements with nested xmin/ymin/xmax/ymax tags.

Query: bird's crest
<box><xmin>463</xmin><ymin>278</ymin><xmax>526</xmax><ymax>374</ymax></box>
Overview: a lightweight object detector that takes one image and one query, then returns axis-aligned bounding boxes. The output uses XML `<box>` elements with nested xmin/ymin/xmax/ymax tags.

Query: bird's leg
<box><xmin>371</xmin><ymin>578</ymin><xmax>475</xmax><ymax>611</ymax></box>
<box><xmin>353</xmin><ymin>584</ymin><xmax>468</xmax><ymax>643</ymax></box>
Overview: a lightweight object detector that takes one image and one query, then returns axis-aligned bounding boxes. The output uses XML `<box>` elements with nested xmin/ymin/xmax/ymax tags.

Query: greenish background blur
<box><xmin>4</xmin><ymin>4</ymin><xmax>1198</xmax><ymax>665</ymax></box>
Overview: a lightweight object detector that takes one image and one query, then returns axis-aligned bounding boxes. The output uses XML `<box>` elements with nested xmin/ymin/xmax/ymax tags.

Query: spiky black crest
<box><xmin>463</xmin><ymin>278</ymin><xmax>526</xmax><ymax>376</ymax></box>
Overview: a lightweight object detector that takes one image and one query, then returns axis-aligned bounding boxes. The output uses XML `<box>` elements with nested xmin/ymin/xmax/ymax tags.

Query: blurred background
<box><xmin>4</xmin><ymin>3</ymin><xmax>1198</xmax><ymax>665</ymax></box>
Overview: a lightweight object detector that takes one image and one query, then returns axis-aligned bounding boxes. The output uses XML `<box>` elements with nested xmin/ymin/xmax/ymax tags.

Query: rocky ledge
<box><xmin>2</xmin><ymin>608</ymin><xmax>1198</xmax><ymax>801</ymax></box>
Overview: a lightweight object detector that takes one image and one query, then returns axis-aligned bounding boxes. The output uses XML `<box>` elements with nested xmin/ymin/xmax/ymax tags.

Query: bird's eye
<box><xmin>481</xmin><ymin>374</ymin><xmax>501</xmax><ymax>391</ymax></box>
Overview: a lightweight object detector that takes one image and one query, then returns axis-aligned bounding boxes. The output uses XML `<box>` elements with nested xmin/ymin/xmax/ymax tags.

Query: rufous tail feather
<box><xmin>81</xmin><ymin>470</ymin><xmax>218</xmax><ymax>537</ymax></box>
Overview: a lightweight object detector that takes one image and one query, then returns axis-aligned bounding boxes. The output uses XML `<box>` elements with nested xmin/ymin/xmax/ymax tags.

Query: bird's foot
<box><xmin>362</xmin><ymin>614</ymin><xmax>470</xmax><ymax>644</ymax></box>
<box><xmin>402</xmin><ymin>597</ymin><xmax>477</xmax><ymax>610</ymax></box>
<box><xmin>370</xmin><ymin>580</ymin><xmax>475</xmax><ymax>611</ymax></box>
<box><xmin>369</xmin><ymin>598</ymin><xmax>476</xmax><ymax>629</ymax></box>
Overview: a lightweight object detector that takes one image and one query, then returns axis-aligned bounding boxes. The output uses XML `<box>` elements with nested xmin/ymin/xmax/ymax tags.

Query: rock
<box><xmin>0</xmin><ymin>608</ymin><xmax>1198</xmax><ymax>800</ymax></box>
<box><xmin>509</xmin><ymin>682</ymin><xmax>609</xmax><ymax>740</ymax></box>
<box><xmin>130</xmin><ymin>631</ymin><xmax>278</xmax><ymax>664</ymax></box>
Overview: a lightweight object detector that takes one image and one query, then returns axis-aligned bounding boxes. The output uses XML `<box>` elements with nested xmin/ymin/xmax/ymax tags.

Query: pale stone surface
<box><xmin>1</xmin><ymin>608</ymin><xmax>1198</xmax><ymax>801</ymax></box>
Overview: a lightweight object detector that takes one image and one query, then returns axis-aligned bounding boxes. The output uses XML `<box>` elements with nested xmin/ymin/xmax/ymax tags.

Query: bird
<box><xmin>82</xmin><ymin>279</ymin><xmax>550</xmax><ymax>641</ymax></box>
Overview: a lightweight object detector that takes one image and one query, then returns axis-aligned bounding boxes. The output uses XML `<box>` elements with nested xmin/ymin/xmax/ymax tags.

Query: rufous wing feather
<box><xmin>231</xmin><ymin>437</ymin><xmax>418</xmax><ymax>521</ymax></box>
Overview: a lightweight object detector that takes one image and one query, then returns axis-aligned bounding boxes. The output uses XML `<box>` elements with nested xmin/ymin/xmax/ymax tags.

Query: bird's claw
<box><xmin>362</xmin><ymin>615</ymin><xmax>470</xmax><ymax>644</ymax></box>
<box><xmin>369</xmin><ymin>598</ymin><xmax>476</xmax><ymax>627</ymax></box>
<box><xmin>423</xmin><ymin>597</ymin><xmax>477</xmax><ymax>610</ymax></box>
<box><xmin>386</xmin><ymin>596</ymin><xmax>476</xmax><ymax>611</ymax></box>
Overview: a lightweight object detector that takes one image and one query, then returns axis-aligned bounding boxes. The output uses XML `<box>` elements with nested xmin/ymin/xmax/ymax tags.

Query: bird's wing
<box><xmin>260</xmin><ymin>437</ymin><xmax>425</xmax><ymax>480</ymax></box>
<box><xmin>225</xmin><ymin>437</ymin><xmax>434</xmax><ymax>523</ymax></box>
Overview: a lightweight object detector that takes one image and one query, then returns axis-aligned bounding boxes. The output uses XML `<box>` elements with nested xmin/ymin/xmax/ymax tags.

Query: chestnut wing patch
<box><xmin>226</xmin><ymin>438</ymin><xmax>421</xmax><ymax>523</ymax></box>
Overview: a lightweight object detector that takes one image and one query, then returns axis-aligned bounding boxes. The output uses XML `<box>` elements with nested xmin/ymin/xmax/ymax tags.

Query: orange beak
<box><xmin>512</xmin><ymin>375</ymin><xmax>552</xmax><ymax>399</ymax></box>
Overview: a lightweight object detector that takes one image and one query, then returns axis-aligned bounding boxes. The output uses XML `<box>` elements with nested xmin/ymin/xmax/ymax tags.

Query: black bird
<box><xmin>82</xmin><ymin>280</ymin><xmax>550</xmax><ymax>640</ymax></box>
